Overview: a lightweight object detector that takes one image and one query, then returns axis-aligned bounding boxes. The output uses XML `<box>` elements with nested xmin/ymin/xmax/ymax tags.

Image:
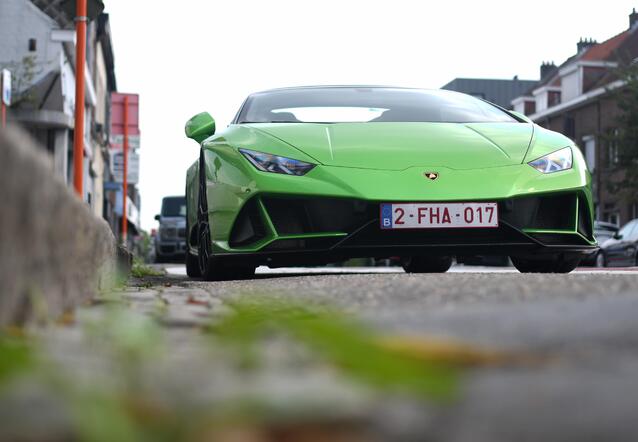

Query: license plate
<box><xmin>380</xmin><ymin>202</ymin><xmax>499</xmax><ymax>229</ymax></box>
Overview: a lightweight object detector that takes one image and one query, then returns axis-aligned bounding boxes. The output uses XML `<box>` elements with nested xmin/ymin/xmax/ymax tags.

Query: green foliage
<box><xmin>0</xmin><ymin>297</ymin><xmax>460</xmax><ymax>440</ymax></box>
<box><xmin>0</xmin><ymin>55</ymin><xmax>42</xmax><ymax>106</ymax></box>
<box><xmin>133</xmin><ymin>231</ymin><xmax>154</xmax><ymax>264</ymax></box>
<box><xmin>0</xmin><ymin>334</ymin><xmax>33</xmax><ymax>386</ymax></box>
<box><xmin>215</xmin><ymin>298</ymin><xmax>458</xmax><ymax>400</ymax></box>
<box><xmin>608</xmin><ymin>62</ymin><xmax>638</xmax><ymax>198</ymax></box>
<box><xmin>71</xmin><ymin>390</ymin><xmax>143</xmax><ymax>442</ymax></box>
<box><xmin>131</xmin><ymin>259</ymin><xmax>164</xmax><ymax>278</ymax></box>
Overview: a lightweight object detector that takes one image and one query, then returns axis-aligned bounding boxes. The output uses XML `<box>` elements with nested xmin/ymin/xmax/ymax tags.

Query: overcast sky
<box><xmin>105</xmin><ymin>0</ymin><xmax>637</xmax><ymax>230</ymax></box>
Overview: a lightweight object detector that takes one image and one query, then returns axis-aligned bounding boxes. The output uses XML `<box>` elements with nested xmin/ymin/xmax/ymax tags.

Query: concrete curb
<box><xmin>0</xmin><ymin>128</ymin><xmax>118</xmax><ymax>326</ymax></box>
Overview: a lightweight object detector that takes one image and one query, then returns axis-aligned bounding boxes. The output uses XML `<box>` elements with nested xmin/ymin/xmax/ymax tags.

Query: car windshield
<box><xmin>161</xmin><ymin>197</ymin><xmax>186</xmax><ymax>217</ymax></box>
<box><xmin>237</xmin><ymin>87</ymin><xmax>518</xmax><ymax>124</ymax></box>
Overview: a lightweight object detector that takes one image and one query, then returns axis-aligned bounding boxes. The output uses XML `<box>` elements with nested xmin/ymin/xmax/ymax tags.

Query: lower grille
<box><xmin>341</xmin><ymin>222</ymin><xmax>531</xmax><ymax>248</ymax></box>
<box><xmin>228</xmin><ymin>193</ymin><xmax>593</xmax><ymax>251</ymax></box>
<box><xmin>500</xmin><ymin>193</ymin><xmax>577</xmax><ymax>231</ymax></box>
<box><xmin>528</xmin><ymin>233</ymin><xmax>591</xmax><ymax>246</ymax></box>
<box><xmin>161</xmin><ymin>228</ymin><xmax>177</xmax><ymax>240</ymax></box>
<box><xmin>577</xmin><ymin>195</ymin><xmax>594</xmax><ymax>239</ymax></box>
<box><xmin>262</xmin><ymin>197</ymin><xmax>371</xmax><ymax>235</ymax></box>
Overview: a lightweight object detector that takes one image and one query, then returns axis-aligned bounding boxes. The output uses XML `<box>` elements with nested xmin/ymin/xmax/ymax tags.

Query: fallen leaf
<box><xmin>377</xmin><ymin>336</ymin><xmax>546</xmax><ymax>367</ymax></box>
<box><xmin>57</xmin><ymin>310</ymin><xmax>76</xmax><ymax>326</ymax></box>
<box><xmin>187</xmin><ymin>296</ymin><xmax>210</xmax><ymax>307</ymax></box>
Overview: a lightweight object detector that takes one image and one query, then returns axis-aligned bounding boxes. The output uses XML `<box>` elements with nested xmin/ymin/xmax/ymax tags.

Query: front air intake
<box><xmin>229</xmin><ymin>199</ymin><xmax>267</xmax><ymax>247</ymax></box>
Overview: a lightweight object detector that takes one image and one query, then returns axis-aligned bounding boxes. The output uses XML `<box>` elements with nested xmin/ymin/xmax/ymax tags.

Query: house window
<box><xmin>583</xmin><ymin>136</ymin><xmax>596</xmax><ymax>171</ymax></box>
<box><xmin>606</xmin><ymin>129</ymin><xmax>620</xmax><ymax>168</ymax></box>
<box><xmin>548</xmin><ymin>91</ymin><xmax>561</xmax><ymax>107</ymax></box>
<box><xmin>604</xmin><ymin>203</ymin><xmax>620</xmax><ymax>226</ymax></box>
<box><xmin>607</xmin><ymin>212</ymin><xmax>620</xmax><ymax>226</ymax></box>
<box><xmin>608</xmin><ymin>144</ymin><xmax>619</xmax><ymax>166</ymax></box>
<box><xmin>28</xmin><ymin>38</ymin><xmax>37</xmax><ymax>52</ymax></box>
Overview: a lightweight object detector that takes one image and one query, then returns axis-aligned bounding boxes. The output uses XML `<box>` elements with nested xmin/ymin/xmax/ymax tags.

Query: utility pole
<box><xmin>72</xmin><ymin>0</ymin><xmax>87</xmax><ymax>197</ymax></box>
<box><xmin>68</xmin><ymin>0</ymin><xmax>104</xmax><ymax>197</ymax></box>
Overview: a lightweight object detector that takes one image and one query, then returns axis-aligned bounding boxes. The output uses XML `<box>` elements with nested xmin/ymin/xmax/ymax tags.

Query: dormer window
<box><xmin>548</xmin><ymin>90</ymin><xmax>561</xmax><ymax>107</ymax></box>
<box><xmin>511</xmin><ymin>96</ymin><xmax>536</xmax><ymax>116</ymax></box>
<box><xmin>532</xmin><ymin>86</ymin><xmax>562</xmax><ymax>113</ymax></box>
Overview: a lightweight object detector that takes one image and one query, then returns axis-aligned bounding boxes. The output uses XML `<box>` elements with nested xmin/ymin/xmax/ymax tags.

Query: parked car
<box><xmin>595</xmin><ymin>219</ymin><xmax>638</xmax><ymax>267</ymax></box>
<box><xmin>581</xmin><ymin>221</ymin><xmax>619</xmax><ymax>266</ymax></box>
<box><xmin>154</xmin><ymin>196</ymin><xmax>187</xmax><ymax>263</ymax></box>
<box><xmin>183</xmin><ymin>86</ymin><xmax>597</xmax><ymax>280</ymax></box>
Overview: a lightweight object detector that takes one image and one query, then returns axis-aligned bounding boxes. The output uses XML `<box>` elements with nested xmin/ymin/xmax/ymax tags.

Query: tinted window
<box><xmin>238</xmin><ymin>87</ymin><xmax>518</xmax><ymax>124</ymax></box>
<box><xmin>618</xmin><ymin>221</ymin><xmax>636</xmax><ymax>239</ymax></box>
<box><xmin>161</xmin><ymin>197</ymin><xmax>186</xmax><ymax>217</ymax></box>
<box><xmin>627</xmin><ymin>221</ymin><xmax>638</xmax><ymax>241</ymax></box>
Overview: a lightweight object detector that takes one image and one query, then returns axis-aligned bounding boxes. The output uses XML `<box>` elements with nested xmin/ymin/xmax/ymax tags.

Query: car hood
<box><xmin>247</xmin><ymin>122</ymin><xmax>534</xmax><ymax>171</ymax></box>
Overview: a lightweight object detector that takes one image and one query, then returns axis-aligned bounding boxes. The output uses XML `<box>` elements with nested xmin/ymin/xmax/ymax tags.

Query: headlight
<box><xmin>239</xmin><ymin>149</ymin><xmax>316</xmax><ymax>176</ymax></box>
<box><xmin>528</xmin><ymin>147</ymin><xmax>573</xmax><ymax>174</ymax></box>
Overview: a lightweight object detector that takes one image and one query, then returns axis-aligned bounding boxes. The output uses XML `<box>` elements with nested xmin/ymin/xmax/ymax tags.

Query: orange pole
<box><xmin>72</xmin><ymin>0</ymin><xmax>87</xmax><ymax>197</ymax></box>
<box><xmin>121</xmin><ymin>95</ymin><xmax>129</xmax><ymax>245</ymax></box>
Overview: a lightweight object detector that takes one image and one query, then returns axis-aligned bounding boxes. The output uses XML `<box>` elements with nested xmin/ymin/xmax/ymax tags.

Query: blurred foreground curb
<box><xmin>0</xmin><ymin>128</ymin><xmax>119</xmax><ymax>326</ymax></box>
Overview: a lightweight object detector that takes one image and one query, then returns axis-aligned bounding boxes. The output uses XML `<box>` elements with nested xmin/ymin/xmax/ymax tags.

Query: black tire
<box><xmin>511</xmin><ymin>255</ymin><xmax>581</xmax><ymax>274</ymax></box>
<box><xmin>185</xmin><ymin>251</ymin><xmax>201</xmax><ymax>277</ymax></box>
<box><xmin>402</xmin><ymin>256</ymin><xmax>453</xmax><ymax>273</ymax></box>
<box><xmin>196</xmin><ymin>154</ymin><xmax>255</xmax><ymax>281</ymax></box>
<box><xmin>185</xmin><ymin>202</ymin><xmax>202</xmax><ymax>277</ymax></box>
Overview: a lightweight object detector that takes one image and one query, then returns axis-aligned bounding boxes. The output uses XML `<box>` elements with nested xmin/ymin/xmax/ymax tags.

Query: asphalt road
<box><xmin>163</xmin><ymin>264</ymin><xmax>638</xmax><ymax>441</ymax></box>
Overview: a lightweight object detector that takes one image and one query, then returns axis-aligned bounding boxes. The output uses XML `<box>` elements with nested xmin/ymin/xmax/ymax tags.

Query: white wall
<box><xmin>561</xmin><ymin>68</ymin><xmax>581</xmax><ymax>102</ymax></box>
<box><xmin>0</xmin><ymin>0</ymin><xmax>65</xmax><ymax>92</ymax></box>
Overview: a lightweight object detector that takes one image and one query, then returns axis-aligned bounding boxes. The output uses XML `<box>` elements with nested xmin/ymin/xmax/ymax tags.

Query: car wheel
<box><xmin>185</xmin><ymin>251</ymin><xmax>201</xmax><ymax>277</ymax></box>
<box><xmin>196</xmin><ymin>160</ymin><xmax>224</xmax><ymax>281</ymax></box>
<box><xmin>402</xmin><ymin>256</ymin><xmax>453</xmax><ymax>273</ymax></box>
<box><xmin>595</xmin><ymin>252</ymin><xmax>606</xmax><ymax>268</ymax></box>
<box><xmin>511</xmin><ymin>255</ymin><xmax>581</xmax><ymax>274</ymax></box>
<box><xmin>196</xmin><ymin>156</ymin><xmax>255</xmax><ymax>281</ymax></box>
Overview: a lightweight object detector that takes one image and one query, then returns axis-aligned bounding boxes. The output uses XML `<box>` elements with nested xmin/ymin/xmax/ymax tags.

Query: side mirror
<box><xmin>154</xmin><ymin>214</ymin><xmax>161</xmax><ymax>221</ymax></box>
<box><xmin>185</xmin><ymin>112</ymin><xmax>216</xmax><ymax>143</ymax></box>
<box><xmin>613</xmin><ymin>232</ymin><xmax>623</xmax><ymax>240</ymax></box>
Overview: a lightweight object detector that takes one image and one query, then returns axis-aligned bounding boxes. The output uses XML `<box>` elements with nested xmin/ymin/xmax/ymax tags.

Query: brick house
<box><xmin>511</xmin><ymin>9</ymin><xmax>638</xmax><ymax>226</ymax></box>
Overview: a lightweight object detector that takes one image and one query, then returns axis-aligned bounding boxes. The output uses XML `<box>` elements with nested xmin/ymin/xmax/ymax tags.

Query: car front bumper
<box><xmin>193</xmin><ymin>151</ymin><xmax>597</xmax><ymax>264</ymax></box>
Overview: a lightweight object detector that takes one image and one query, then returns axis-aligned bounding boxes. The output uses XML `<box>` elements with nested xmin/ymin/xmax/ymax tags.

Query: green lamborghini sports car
<box><xmin>184</xmin><ymin>86</ymin><xmax>597</xmax><ymax>279</ymax></box>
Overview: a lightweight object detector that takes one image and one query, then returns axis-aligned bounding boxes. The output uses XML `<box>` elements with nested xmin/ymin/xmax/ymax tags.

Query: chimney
<box><xmin>630</xmin><ymin>8</ymin><xmax>638</xmax><ymax>28</ymax></box>
<box><xmin>577</xmin><ymin>37</ymin><xmax>597</xmax><ymax>53</ymax></box>
<box><xmin>540</xmin><ymin>62</ymin><xmax>557</xmax><ymax>80</ymax></box>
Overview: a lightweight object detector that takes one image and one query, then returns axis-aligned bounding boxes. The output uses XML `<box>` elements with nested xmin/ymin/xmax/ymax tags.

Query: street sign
<box><xmin>109</xmin><ymin>150</ymin><xmax>140</xmax><ymax>184</ymax></box>
<box><xmin>1</xmin><ymin>69</ymin><xmax>10</xmax><ymax>106</ymax></box>
<box><xmin>110</xmin><ymin>93</ymin><xmax>140</xmax><ymax>138</ymax></box>
<box><xmin>114</xmin><ymin>191</ymin><xmax>141</xmax><ymax>231</ymax></box>
<box><xmin>110</xmin><ymin>134</ymin><xmax>140</xmax><ymax>150</ymax></box>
